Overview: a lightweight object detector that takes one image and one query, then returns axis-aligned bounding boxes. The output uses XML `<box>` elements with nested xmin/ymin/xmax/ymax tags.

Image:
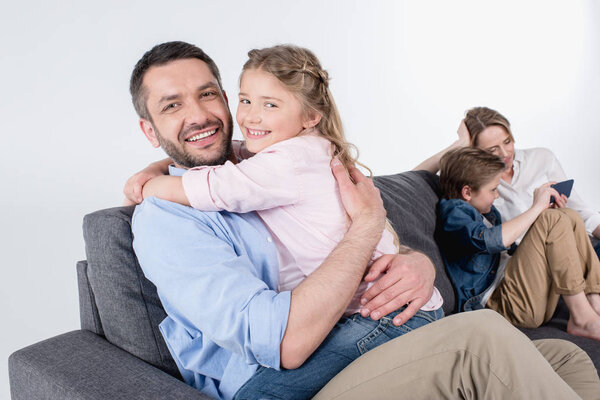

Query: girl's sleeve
<box><xmin>181</xmin><ymin>146</ymin><xmax>301</xmax><ymax>213</ymax></box>
<box><xmin>544</xmin><ymin>148</ymin><xmax>600</xmax><ymax>234</ymax></box>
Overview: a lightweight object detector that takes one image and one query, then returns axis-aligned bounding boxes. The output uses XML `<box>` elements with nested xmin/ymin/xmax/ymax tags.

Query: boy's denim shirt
<box><xmin>438</xmin><ymin>198</ymin><xmax>516</xmax><ymax>312</ymax></box>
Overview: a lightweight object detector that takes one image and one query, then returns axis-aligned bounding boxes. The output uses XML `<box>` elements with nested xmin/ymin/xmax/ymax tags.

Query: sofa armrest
<box><xmin>9</xmin><ymin>330</ymin><xmax>212</xmax><ymax>400</ymax></box>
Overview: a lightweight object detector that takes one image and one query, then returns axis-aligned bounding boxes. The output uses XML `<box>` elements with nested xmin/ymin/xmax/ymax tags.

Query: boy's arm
<box><xmin>142</xmin><ymin>175</ymin><xmax>190</xmax><ymax>206</ymax></box>
<box><xmin>442</xmin><ymin>202</ymin><xmax>505</xmax><ymax>254</ymax></box>
<box><xmin>500</xmin><ymin>183</ymin><xmax>559</xmax><ymax>247</ymax></box>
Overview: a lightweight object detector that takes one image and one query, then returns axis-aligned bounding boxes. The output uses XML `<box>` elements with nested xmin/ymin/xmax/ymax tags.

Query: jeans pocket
<box><xmin>356</xmin><ymin>318</ymin><xmax>391</xmax><ymax>355</ymax></box>
<box><xmin>355</xmin><ymin>308</ymin><xmax>443</xmax><ymax>355</ymax></box>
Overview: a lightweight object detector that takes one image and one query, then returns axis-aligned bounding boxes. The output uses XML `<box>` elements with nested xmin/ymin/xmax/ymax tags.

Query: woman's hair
<box><xmin>439</xmin><ymin>147</ymin><xmax>506</xmax><ymax>199</ymax></box>
<box><xmin>464</xmin><ymin>107</ymin><xmax>514</xmax><ymax>147</ymax></box>
<box><xmin>242</xmin><ymin>45</ymin><xmax>367</xmax><ymax>173</ymax></box>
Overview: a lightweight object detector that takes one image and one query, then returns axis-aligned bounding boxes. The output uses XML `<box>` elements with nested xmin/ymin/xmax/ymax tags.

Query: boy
<box><xmin>438</xmin><ymin>147</ymin><xmax>600</xmax><ymax>341</ymax></box>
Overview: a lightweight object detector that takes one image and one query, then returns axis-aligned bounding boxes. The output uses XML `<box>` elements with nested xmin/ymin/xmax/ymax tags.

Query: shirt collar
<box><xmin>511</xmin><ymin>148</ymin><xmax>522</xmax><ymax>181</ymax></box>
<box><xmin>168</xmin><ymin>164</ymin><xmax>186</xmax><ymax>177</ymax></box>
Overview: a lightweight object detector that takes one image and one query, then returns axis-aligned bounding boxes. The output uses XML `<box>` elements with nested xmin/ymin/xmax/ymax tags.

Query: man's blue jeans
<box><xmin>233</xmin><ymin>306</ymin><xmax>444</xmax><ymax>400</ymax></box>
<box><xmin>594</xmin><ymin>239</ymin><xmax>600</xmax><ymax>261</ymax></box>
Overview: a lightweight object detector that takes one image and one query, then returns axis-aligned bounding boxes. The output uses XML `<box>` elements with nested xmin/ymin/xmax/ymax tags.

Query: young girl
<box><xmin>138</xmin><ymin>45</ymin><xmax>443</xmax><ymax>398</ymax></box>
<box><xmin>438</xmin><ymin>147</ymin><xmax>600</xmax><ymax>341</ymax></box>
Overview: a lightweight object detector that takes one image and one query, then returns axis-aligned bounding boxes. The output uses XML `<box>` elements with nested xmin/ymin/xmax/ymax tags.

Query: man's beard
<box><xmin>154</xmin><ymin>115</ymin><xmax>234</xmax><ymax>168</ymax></box>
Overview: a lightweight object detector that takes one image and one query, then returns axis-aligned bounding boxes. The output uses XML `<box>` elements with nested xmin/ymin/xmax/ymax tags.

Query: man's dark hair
<box><xmin>129</xmin><ymin>41</ymin><xmax>223</xmax><ymax>120</ymax></box>
<box><xmin>439</xmin><ymin>147</ymin><xmax>506</xmax><ymax>199</ymax></box>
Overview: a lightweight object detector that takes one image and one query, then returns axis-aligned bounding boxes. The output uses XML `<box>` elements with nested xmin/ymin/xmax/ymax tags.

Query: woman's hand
<box><xmin>456</xmin><ymin>119</ymin><xmax>471</xmax><ymax>147</ymax></box>
<box><xmin>123</xmin><ymin>158</ymin><xmax>171</xmax><ymax>205</ymax></box>
<box><xmin>412</xmin><ymin>119</ymin><xmax>471</xmax><ymax>173</ymax></box>
<box><xmin>551</xmin><ymin>193</ymin><xmax>568</xmax><ymax>208</ymax></box>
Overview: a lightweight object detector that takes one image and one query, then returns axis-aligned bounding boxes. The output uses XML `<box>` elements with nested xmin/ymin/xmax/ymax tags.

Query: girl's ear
<box><xmin>461</xmin><ymin>185</ymin><xmax>472</xmax><ymax>201</ymax></box>
<box><xmin>303</xmin><ymin>111</ymin><xmax>322</xmax><ymax>129</ymax></box>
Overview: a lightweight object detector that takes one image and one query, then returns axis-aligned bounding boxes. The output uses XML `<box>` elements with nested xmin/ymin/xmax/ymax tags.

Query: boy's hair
<box><xmin>440</xmin><ymin>147</ymin><xmax>506</xmax><ymax>199</ymax></box>
<box><xmin>241</xmin><ymin>45</ymin><xmax>368</xmax><ymax>173</ymax></box>
<box><xmin>464</xmin><ymin>106</ymin><xmax>515</xmax><ymax>147</ymax></box>
<box><xmin>130</xmin><ymin>41</ymin><xmax>223</xmax><ymax>121</ymax></box>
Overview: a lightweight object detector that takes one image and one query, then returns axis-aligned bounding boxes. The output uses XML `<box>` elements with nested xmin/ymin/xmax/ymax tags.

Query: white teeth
<box><xmin>187</xmin><ymin>129</ymin><xmax>217</xmax><ymax>142</ymax></box>
<box><xmin>248</xmin><ymin>129</ymin><xmax>270</xmax><ymax>136</ymax></box>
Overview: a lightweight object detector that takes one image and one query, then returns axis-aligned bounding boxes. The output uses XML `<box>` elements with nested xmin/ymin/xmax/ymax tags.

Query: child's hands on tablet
<box><xmin>532</xmin><ymin>183</ymin><xmax>562</xmax><ymax>211</ymax></box>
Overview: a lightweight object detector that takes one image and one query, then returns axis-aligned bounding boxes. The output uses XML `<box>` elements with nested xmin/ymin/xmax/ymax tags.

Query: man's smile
<box><xmin>186</xmin><ymin>128</ymin><xmax>217</xmax><ymax>142</ymax></box>
<box><xmin>183</xmin><ymin>126</ymin><xmax>221</xmax><ymax>148</ymax></box>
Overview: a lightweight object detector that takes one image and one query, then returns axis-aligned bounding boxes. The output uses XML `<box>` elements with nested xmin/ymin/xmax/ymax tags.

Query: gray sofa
<box><xmin>9</xmin><ymin>170</ymin><xmax>599</xmax><ymax>399</ymax></box>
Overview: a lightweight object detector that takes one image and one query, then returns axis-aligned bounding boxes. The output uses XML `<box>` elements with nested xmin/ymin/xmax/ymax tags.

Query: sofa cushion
<box><xmin>9</xmin><ymin>330</ymin><xmax>211</xmax><ymax>400</ymax></box>
<box><xmin>83</xmin><ymin>206</ymin><xmax>180</xmax><ymax>378</ymax></box>
<box><xmin>374</xmin><ymin>170</ymin><xmax>455</xmax><ymax>314</ymax></box>
<box><xmin>519</xmin><ymin>300</ymin><xmax>600</xmax><ymax>370</ymax></box>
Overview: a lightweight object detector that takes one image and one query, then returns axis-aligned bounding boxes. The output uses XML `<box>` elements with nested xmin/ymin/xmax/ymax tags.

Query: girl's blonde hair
<box><xmin>242</xmin><ymin>45</ymin><xmax>369</xmax><ymax>174</ymax></box>
<box><xmin>242</xmin><ymin>45</ymin><xmax>401</xmax><ymax>250</ymax></box>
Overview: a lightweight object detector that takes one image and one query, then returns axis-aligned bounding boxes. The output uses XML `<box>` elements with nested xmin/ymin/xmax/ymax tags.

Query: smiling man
<box><xmin>132</xmin><ymin>56</ymin><xmax>234</xmax><ymax>168</ymax></box>
<box><xmin>127</xmin><ymin>41</ymin><xmax>600</xmax><ymax>400</ymax></box>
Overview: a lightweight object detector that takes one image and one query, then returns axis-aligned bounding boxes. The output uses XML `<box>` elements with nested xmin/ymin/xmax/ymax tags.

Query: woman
<box><xmin>416</xmin><ymin>106</ymin><xmax>600</xmax><ymax>257</ymax></box>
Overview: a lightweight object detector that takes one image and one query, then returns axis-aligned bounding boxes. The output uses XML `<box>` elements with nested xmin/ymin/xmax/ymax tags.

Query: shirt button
<box><xmin>267</xmin><ymin>237</ymin><xmax>273</xmax><ymax>243</ymax></box>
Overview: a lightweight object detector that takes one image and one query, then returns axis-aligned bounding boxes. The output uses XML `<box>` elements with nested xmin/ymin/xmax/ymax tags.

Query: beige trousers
<box><xmin>314</xmin><ymin>310</ymin><xmax>600</xmax><ymax>400</ymax></box>
<box><xmin>487</xmin><ymin>208</ymin><xmax>600</xmax><ymax>328</ymax></box>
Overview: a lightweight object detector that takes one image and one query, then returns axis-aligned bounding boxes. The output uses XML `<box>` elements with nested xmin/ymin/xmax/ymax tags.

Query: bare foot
<box><xmin>586</xmin><ymin>293</ymin><xmax>600</xmax><ymax>316</ymax></box>
<box><xmin>567</xmin><ymin>315</ymin><xmax>600</xmax><ymax>341</ymax></box>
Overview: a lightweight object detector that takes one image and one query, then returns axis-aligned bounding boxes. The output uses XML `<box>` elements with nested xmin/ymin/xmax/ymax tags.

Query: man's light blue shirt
<box><xmin>132</xmin><ymin>166</ymin><xmax>291</xmax><ymax>400</ymax></box>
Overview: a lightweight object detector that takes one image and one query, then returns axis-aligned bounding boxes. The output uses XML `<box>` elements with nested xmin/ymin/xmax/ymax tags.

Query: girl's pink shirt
<box><xmin>182</xmin><ymin>133</ymin><xmax>442</xmax><ymax>314</ymax></box>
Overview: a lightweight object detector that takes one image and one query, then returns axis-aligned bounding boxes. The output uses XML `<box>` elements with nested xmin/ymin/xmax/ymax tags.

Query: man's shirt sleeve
<box><xmin>132</xmin><ymin>197</ymin><xmax>290</xmax><ymax>369</ymax></box>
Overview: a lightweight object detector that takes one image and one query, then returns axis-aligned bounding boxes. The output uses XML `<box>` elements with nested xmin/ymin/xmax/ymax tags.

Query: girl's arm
<box><xmin>501</xmin><ymin>183</ymin><xmax>560</xmax><ymax>247</ymax></box>
<box><xmin>123</xmin><ymin>157</ymin><xmax>171</xmax><ymax>204</ymax></box>
<box><xmin>142</xmin><ymin>175</ymin><xmax>190</xmax><ymax>206</ymax></box>
<box><xmin>182</xmin><ymin>144</ymin><xmax>301</xmax><ymax>213</ymax></box>
<box><xmin>413</xmin><ymin>119</ymin><xmax>470</xmax><ymax>173</ymax></box>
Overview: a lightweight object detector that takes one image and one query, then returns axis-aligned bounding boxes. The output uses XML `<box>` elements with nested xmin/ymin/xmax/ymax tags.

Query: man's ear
<box><xmin>303</xmin><ymin>111</ymin><xmax>322</xmax><ymax>129</ymax></box>
<box><xmin>139</xmin><ymin>118</ymin><xmax>160</xmax><ymax>148</ymax></box>
<box><xmin>461</xmin><ymin>185</ymin><xmax>472</xmax><ymax>201</ymax></box>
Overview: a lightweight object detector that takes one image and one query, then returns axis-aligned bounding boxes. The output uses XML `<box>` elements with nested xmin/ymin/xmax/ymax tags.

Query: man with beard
<box><xmin>126</xmin><ymin>41</ymin><xmax>600</xmax><ymax>400</ymax></box>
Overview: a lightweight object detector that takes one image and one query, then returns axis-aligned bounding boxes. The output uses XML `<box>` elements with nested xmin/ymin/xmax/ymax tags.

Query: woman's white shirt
<box><xmin>494</xmin><ymin>147</ymin><xmax>600</xmax><ymax>243</ymax></box>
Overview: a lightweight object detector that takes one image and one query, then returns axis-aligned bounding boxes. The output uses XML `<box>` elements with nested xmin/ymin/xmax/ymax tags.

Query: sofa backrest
<box><xmin>79</xmin><ymin>170</ymin><xmax>454</xmax><ymax>377</ymax></box>
<box><xmin>82</xmin><ymin>206</ymin><xmax>181</xmax><ymax>378</ymax></box>
<box><xmin>373</xmin><ymin>170</ymin><xmax>455</xmax><ymax>313</ymax></box>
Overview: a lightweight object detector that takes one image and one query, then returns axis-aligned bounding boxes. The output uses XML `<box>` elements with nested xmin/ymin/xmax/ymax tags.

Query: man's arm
<box><xmin>132</xmin><ymin>198</ymin><xmax>291</xmax><ymax>370</ymax></box>
<box><xmin>359</xmin><ymin>251</ymin><xmax>436</xmax><ymax>327</ymax></box>
<box><xmin>279</xmin><ymin>159</ymin><xmax>387</xmax><ymax>369</ymax></box>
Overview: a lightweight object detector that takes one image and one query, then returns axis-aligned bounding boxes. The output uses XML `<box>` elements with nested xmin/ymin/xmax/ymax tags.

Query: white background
<box><xmin>1</xmin><ymin>1</ymin><xmax>599</xmax><ymax>398</ymax></box>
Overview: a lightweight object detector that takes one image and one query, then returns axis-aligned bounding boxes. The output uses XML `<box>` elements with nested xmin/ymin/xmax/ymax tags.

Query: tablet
<box><xmin>550</xmin><ymin>179</ymin><xmax>574</xmax><ymax>204</ymax></box>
